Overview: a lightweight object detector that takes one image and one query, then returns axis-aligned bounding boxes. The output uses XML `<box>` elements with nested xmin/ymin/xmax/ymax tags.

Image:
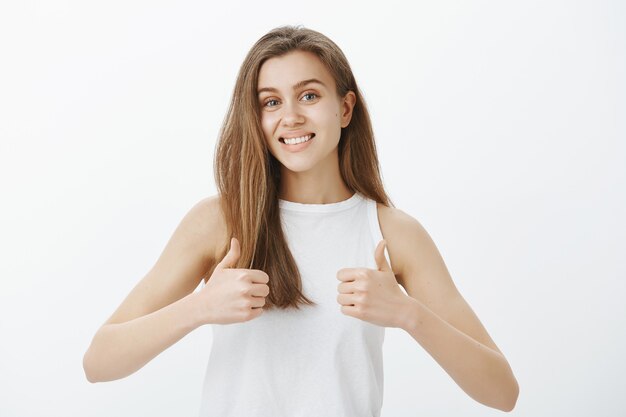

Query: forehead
<box><xmin>257</xmin><ymin>50</ymin><xmax>334</xmax><ymax>93</ymax></box>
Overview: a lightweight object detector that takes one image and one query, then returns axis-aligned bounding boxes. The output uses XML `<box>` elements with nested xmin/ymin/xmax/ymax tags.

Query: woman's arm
<box><xmin>400</xmin><ymin>296</ymin><xmax>518</xmax><ymax>411</ymax></box>
<box><xmin>379</xmin><ymin>205</ymin><xmax>519</xmax><ymax>411</ymax></box>
<box><xmin>83</xmin><ymin>196</ymin><xmax>222</xmax><ymax>382</ymax></box>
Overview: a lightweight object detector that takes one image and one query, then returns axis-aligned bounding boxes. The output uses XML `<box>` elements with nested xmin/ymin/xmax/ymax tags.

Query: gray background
<box><xmin>1</xmin><ymin>0</ymin><xmax>624</xmax><ymax>416</ymax></box>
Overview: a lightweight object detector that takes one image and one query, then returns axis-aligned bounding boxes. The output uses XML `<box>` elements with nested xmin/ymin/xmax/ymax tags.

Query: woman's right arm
<box><xmin>82</xmin><ymin>195</ymin><xmax>222</xmax><ymax>383</ymax></box>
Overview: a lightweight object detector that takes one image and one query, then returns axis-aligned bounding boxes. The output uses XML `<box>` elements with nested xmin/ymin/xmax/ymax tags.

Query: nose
<box><xmin>281</xmin><ymin>100</ymin><xmax>305</xmax><ymax>126</ymax></box>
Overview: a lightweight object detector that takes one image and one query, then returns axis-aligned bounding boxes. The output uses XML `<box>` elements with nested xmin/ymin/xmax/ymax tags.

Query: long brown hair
<box><xmin>211</xmin><ymin>25</ymin><xmax>394</xmax><ymax>310</ymax></box>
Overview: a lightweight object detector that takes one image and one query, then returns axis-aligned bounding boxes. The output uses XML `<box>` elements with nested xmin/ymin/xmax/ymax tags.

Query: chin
<box><xmin>280</xmin><ymin>161</ymin><xmax>317</xmax><ymax>174</ymax></box>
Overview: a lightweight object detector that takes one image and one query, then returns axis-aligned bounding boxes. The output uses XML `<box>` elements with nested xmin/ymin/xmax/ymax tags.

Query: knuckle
<box><xmin>358</xmin><ymin>270</ymin><xmax>369</xmax><ymax>280</ymax></box>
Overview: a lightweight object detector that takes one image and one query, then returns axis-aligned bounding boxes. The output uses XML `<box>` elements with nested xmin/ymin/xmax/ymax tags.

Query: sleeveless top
<box><xmin>198</xmin><ymin>192</ymin><xmax>387</xmax><ymax>417</ymax></box>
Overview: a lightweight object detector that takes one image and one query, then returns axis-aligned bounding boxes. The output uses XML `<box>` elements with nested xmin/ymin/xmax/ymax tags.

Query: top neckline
<box><xmin>278</xmin><ymin>192</ymin><xmax>363</xmax><ymax>213</ymax></box>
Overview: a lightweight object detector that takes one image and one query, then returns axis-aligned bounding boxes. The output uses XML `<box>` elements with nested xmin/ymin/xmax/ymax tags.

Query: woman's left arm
<box><xmin>400</xmin><ymin>287</ymin><xmax>519</xmax><ymax>412</ymax></box>
<box><xmin>380</xmin><ymin>208</ymin><xmax>519</xmax><ymax>412</ymax></box>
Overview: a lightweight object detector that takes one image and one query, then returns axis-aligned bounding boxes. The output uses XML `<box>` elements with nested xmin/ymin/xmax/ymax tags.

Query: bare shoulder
<box><xmin>375</xmin><ymin>202</ymin><xmax>427</xmax><ymax>236</ymax></box>
<box><xmin>187</xmin><ymin>194</ymin><xmax>228</xmax><ymax>264</ymax></box>
<box><xmin>205</xmin><ymin>194</ymin><xmax>229</xmax><ymax>271</ymax></box>
<box><xmin>375</xmin><ymin>203</ymin><xmax>441</xmax><ymax>288</ymax></box>
<box><xmin>102</xmin><ymin>193</ymin><xmax>227</xmax><ymax>325</ymax></box>
<box><xmin>376</xmin><ymin>204</ymin><xmax>506</xmax><ymax>357</ymax></box>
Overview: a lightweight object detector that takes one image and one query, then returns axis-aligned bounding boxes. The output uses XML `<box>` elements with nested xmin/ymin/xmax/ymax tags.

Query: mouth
<box><xmin>279</xmin><ymin>133</ymin><xmax>315</xmax><ymax>144</ymax></box>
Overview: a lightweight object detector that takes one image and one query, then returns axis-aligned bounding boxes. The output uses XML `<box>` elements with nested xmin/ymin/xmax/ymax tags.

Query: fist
<box><xmin>337</xmin><ymin>240</ymin><xmax>410</xmax><ymax>328</ymax></box>
<box><xmin>196</xmin><ymin>237</ymin><xmax>270</xmax><ymax>325</ymax></box>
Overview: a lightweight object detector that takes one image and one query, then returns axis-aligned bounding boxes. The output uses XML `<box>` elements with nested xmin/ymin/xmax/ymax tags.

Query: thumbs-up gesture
<box><xmin>336</xmin><ymin>240</ymin><xmax>411</xmax><ymax>328</ymax></box>
<box><xmin>196</xmin><ymin>237</ymin><xmax>270</xmax><ymax>325</ymax></box>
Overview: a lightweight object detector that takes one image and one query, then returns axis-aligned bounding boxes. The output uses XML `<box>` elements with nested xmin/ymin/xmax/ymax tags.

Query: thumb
<box><xmin>375</xmin><ymin>240</ymin><xmax>392</xmax><ymax>272</ymax></box>
<box><xmin>217</xmin><ymin>237</ymin><xmax>240</xmax><ymax>269</ymax></box>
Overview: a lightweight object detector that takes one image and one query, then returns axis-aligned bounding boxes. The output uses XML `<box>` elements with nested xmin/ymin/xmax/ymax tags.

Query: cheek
<box><xmin>312</xmin><ymin>103</ymin><xmax>341</xmax><ymax>128</ymax></box>
<box><xmin>260</xmin><ymin>114</ymin><xmax>276</xmax><ymax>142</ymax></box>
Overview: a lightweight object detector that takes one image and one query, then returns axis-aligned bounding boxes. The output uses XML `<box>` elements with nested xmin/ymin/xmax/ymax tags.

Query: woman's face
<box><xmin>257</xmin><ymin>50</ymin><xmax>355</xmax><ymax>174</ymax></box>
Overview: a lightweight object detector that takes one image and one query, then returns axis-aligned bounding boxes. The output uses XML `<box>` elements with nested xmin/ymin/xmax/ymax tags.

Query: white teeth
<box><xmin>283</xmin><ymin>134</ymin><xmax>313</xmax><ymax>145</ymax></box>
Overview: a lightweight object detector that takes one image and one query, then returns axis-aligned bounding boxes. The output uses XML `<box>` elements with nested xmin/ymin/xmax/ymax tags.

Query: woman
<box><xmin>83</xmin><ymin>25</ymin><xmax>519</xmax><ymax>415</ymax></box>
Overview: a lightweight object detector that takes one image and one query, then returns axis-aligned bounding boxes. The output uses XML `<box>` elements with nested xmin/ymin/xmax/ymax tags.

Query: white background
<box><xmin>1</xmin><ymin>1</ymin><xmax>624</xmax><ymax>416</ymax></box>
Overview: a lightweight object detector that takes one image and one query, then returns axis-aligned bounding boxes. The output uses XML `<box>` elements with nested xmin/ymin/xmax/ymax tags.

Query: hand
<box><xmin>195</xmin><ymin>237</ymin><xmax>270</xmax><ymax>325</ymax></box>
<box><xmin>336</xmin><ymin>240</ymin><xmax>412</xmax><ymax>328</ymax></box>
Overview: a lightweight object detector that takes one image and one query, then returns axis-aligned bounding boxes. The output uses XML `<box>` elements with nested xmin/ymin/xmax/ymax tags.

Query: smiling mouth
<box><xmin>279</xmin><ymin>133</ymin><xmax>315</xmax><ymax>144</ymax></box>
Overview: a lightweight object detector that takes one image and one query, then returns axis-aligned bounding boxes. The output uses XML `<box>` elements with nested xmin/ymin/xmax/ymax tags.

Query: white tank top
<box><xmin>198</xmin><ymin>191</ymin><xmax>386</xmax><ymax>417</ymax></box>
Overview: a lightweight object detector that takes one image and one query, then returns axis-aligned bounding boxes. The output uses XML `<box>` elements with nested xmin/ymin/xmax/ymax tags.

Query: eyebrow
<box><xmin>257</xmin><ymin>78</ymin><xmax>327</xmax><ymax>95</ymax></box>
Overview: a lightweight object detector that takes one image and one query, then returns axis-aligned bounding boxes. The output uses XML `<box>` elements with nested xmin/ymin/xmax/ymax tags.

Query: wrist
<box><xmin>184</xmin><ymin>291</ymin><xmax>208</xmax><ymax>328</ymax></box>
<box><xmin>400</xmin><ymin>296</ymin><xmax>422</xmax><ymax>332</ymax></box>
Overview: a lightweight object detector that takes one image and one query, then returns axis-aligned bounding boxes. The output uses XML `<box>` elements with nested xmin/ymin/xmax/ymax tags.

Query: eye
<box><xmin>261</xmin><ymin>92</ymin><xmax>319</xmax><ymax>109</ymax></box>
<box><xmin>263</xmin><ymin>98</ymin><xmax>280</xmax><ymax>108</ymax></box>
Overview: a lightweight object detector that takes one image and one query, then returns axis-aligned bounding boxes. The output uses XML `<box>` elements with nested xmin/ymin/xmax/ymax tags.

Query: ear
<box><xmin>340</xmin><ymin>91</ymin><xmax>357</xmax><ymax>128</ymax></box>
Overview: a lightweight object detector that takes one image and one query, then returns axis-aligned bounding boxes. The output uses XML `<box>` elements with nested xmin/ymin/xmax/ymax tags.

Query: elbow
<box><xmin>83</xmin><ymin>326</ymin><xmax>113</xmax><ymax>383</ymax></box>
<box><xmin>82</xmin><ymin>332</ymin><xmax>134</xmax><ymax>383</ymax></box>
<box><xmin>475</xmin><ymin>358</ymin><xmax>519</xmax><ymax>412</ymax></box>
<box><xmin>83</xmin><ymin>348</ymin><xmax>100</xmax><ymax>383</ymax></box>
<box><xmin>507</xmin><ymin>381</ymin><xmax>520</xmax><ymax>412</ymax></box>
<box><xmin>496</xmin><ymin>376</ymin><xmax>519</xmax><ymax>412</ymax></box>
<box><xmin>488</xmin><ymin>353</ymin><xmax>519</xmax><ymax>412</ymax></box>
<box><xmin>83</xmin><ymin>354</ymin><xmax>95</xmax><ymax>383</ymax></box>
<box><xmin>83</xmin><ymin>336</ymin><xmax>109</xmax><ymax>383</ymax></box>
<box><xmin>500</xmin><ymin>396</ymin><xmax>518</xmax><ymax>413</ymax></box>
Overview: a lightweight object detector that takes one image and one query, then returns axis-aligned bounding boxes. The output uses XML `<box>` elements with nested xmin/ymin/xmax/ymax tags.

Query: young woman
<box><xmin>83</xmin><ymin>25</ymin><xmax>519</xmax><ymax>415</ymax></box>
